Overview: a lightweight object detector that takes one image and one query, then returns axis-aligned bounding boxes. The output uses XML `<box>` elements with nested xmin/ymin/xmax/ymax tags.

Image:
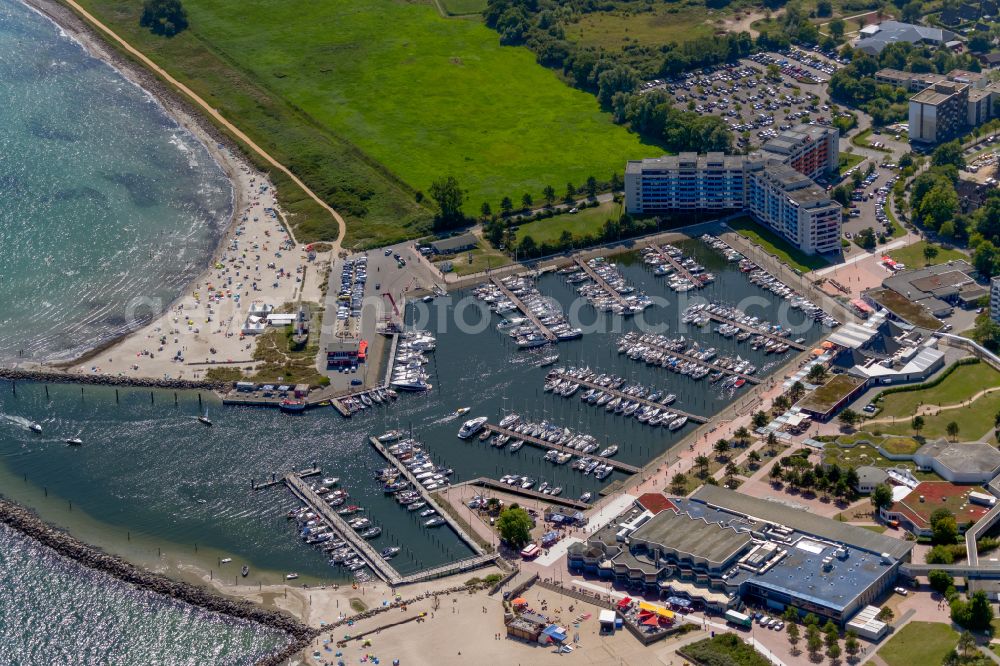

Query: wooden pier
<box><xmin>702</xmin><ymin>312</ymin><xmax>808</xmax><ymax>351</ymax></box>
<box><xmin>284</xmin><ymin>473</ymin><xmax>403</xmax><ymax>585</ymax></box>
<box><xmin>573</xmin><ymin>258</ymin><xmax>629</xmax><ymax>307</ymax></box>
<box><xmin>624</xmin><ymin>337</ymin><xmax>762</xmax><ymax>384</ymax></box>
<box><xmin>547</xmin><ymin>369</ymin><xmax>707</xmax><ymax>424</ymax></box>
<box><xmin>490</xmin><ymin>276</ymin><xmax>557</xmax><ymax>342</ymax></box>
<box><xmin>395</xmin><ymin>553</ymin><xmax>500</xmax><ymax>585</ymax></box>
<box><xmin>481</xmin><ymin>423</ymin><xmax>641</xmax><ymax>474</ymax></box>
<box><xmin>463</xmin><ymin>476</ymin><xmax>591</xmax><ymax>510</ymax></box>
<box><xmin>252</xmin><ymin>466</ymin><xmax>322</xmax><ymax>490</ymax></box>
<box><xmin>647</xmin><ymin>242</ymin><xmax>702</xmax><ymax>285</ymax></box>
<box><xmin>368</xmin><ymin>437</ymin><xmax>485</xmax><ymax>557</ymax></box>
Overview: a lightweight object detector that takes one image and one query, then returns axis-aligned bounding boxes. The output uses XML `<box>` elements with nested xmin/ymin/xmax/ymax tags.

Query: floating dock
<box><xmin>252</xmin><ymin>465</ymin><xmax>322</xmax><ymax>490</ymax></box>
<box><xmin>546</xmin><ymin>369</ymin><xmax>707</xmax><ymax>424</ymax></box>
<box><xmin>460</xmin><ymin>476</ymin><xmax>591</xmax><ymax>510</ymax></box>
<box><xmin>481</xmin><ymin>423</ymin><xmax>640</xmax><ymax>474</ymax></box>
<box><xmin>647</xmin><ymin>242</ymin><xmax>702</xmax><ymax>284</ymax></box>
<box><xmin>702</xmin><ymin>311</ymin><xmax>808</xmax><ymax>351</ymax></box>
<box><xmin>284</xmin><ymin>472</ymin><xmax>403</xmax><ymax>585</ymax></box>
<box><xmin>490</xmin><ymin>276</ymin><xmax>557</xmax><ymax>342</ymax></box>
<box><xmin>626</xmin><ymin>338</ymin><xmax>762</xmax><ymax>384</ymax></box>
<box><xmin>573</xmin><ymin>258</ymin><xmax>629</xmax><ymax>307</ymax></box>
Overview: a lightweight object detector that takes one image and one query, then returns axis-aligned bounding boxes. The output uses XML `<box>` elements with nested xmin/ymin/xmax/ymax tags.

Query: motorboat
<box><xmin>425</xmin><ymin>517</ymin><xmax>446</xmax><ymax>527</ymax></box>
<box><xmin>420</xmin><ymin>508</ymin><xmax>437</xmax><ymax>517</ymax></box>
<box><xmin>457</xmin><ymin>416</ymin><xmax>488</xmax><ymax>439</ymax></box>
<box><xmin>381</xmin><ymin>546</ymin><xmax>400</xmax><ymax>559</ymax></box>
<box><xmin>221</xmin><ymin>558</ymin><xmax>232</xmax><ymax>564</ymax></box>
<box><xmin>579</xmin><ymin>492</ymin><xmax>593</xmax><ymax>503</ymax></box>
<box><xmin>454</xmin><ymin>407</ymin><xmax>471</xmax><ymax>416</ymax></box>
<box><xmin>29</xmin><ymin>422</ymin><xmax>42</xmax><ymax>433</ymax></box>
<box><xmin>280</xmin><ymin>399</ymin><xmax>306</xmax><ymax>412</ymax></box>
<box><xmin>407</xmin><ymin>501</ymin><xmax>427</xmax><ymax>511</ymax></box>
<box><xmin>285</xmin><ymin>573</ymin><xmax>299</xmax><ymax>580</ymax></box>
<box><xmin>65</xmin><ymin>431</ymin><xmax>83</xmax><ymax>446</ymax></box>
<box><xmin>360</xmin><ymin>526</ymin><xmax>382</xmax><ymax>539</ymax></box>
<box><xmin>241</xmin><ymin>565</ymin><xmax>249</xmax><ymax>577</ymax></box>
<box><xmin>198</xmin><ymin>409</ymin><xmax>212</xmax><ymax>426</ymax></box>
<box><xmin>599</xmin><ymin>445</ymin><xmax>618</xmax><ymax>457</ymax></box>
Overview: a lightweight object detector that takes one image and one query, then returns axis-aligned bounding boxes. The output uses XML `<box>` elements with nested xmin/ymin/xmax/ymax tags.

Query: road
<box><xmin>60</xmin><ymin>0</ymin><xmax>347</xmax><ymax>253</ymax></box>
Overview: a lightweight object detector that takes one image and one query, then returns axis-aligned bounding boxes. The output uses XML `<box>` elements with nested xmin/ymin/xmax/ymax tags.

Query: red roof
<box><xmin>636</xmin><ymin>493</ymin><xmax>676</xmax><ymax>515</ymax></box>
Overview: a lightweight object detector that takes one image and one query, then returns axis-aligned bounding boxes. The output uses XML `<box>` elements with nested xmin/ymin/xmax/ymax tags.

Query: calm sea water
<box><xmin>0</xmin><ymin>241</ymin><xmax>827</xmax><ymax>586</ymax></box>
<box><xmin>0</xmin><ymin>0</ymin><xmax>233</xmax><ymax>362</ymax></box>
<box><xmin>0</xmin><ymin>522</ymin><xmax>290</xmax><ymax>665</ymax></box>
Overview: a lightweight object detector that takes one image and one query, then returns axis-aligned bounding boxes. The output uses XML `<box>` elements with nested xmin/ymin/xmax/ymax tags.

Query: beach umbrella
<box><xmin>512</xmin><ymin>597</ymin><xmax>528</xmax><ymax>606</ymax></box>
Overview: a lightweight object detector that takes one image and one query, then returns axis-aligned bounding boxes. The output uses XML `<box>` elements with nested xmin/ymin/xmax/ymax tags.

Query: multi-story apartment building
<box><xmin>909</xmin><ymin>81</ymin><xmax>971</xmax><ymax>144</ymax></box>
<box><xmin>624</xmin><ymin>125</ymin><xmax>841</xmax><ymax>254</ymax></box>
<box><xmin>991</xmin><ymin>277</ymin><xmax>1000</xmax><ymax>323</ymax></box>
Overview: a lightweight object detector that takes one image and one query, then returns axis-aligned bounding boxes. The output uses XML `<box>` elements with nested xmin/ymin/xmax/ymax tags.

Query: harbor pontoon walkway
<box><xmin>481</xmin><ymin>423</ymin><xmax>640</xmax><ymax>474</ymax></box>
<box><xmin>573</xmin><ymin>258</ymin><xmax>629</xmax><ymax>307</ymax></box>
<box><xmin>395</xmin><ymin>553</ymin><xmax>500</xmax><ymax>585</ymax></box>
<box><xmin>702</xmin><ymin>311</ymin><xmax>808</xmax><ymax>351</ymax></box>
<box><xmin>546</xmin><ymin>369</ymin><xmax>707</xmax><ymax>424</ymax></box>
<box><xmin>627</xmin><ymin>338</ymin><xmax>762</xmax><ymax>385</ymax></box>
<box><xmin>490</xmin><ymin>276</ymin><xmax>557</xmax><ymax>342</ymax></box>
<box><xmin>646</xmin><ymin>242</ymin><xmax>701</xmax><ymax>284</ymax></box>
<box><xmin>252</xmin><ymin>465</ymin><xmax>322</xmax><ymax>490</ymax></box>
<box><xmin>458</xmin><ymin>477</ymin><xmax>591</xmax><ymax>510</ymax></box>
<box><xmin>284</xmin><ymin>473</ymin><xmax>403</xmax><ymax>585</ymax></box>
<box><xmin>368</xmin><ymin>437</ymin><xmax>485</xmax><ymax>557</ymax></box>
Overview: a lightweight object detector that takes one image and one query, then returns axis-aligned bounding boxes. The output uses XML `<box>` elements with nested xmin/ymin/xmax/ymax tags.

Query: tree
<box><xmin>747</xmin><ymin>450</ymin><xmax>762</xmax><ymax>468</ymax></box>
<box><xmin>932</xmin><ymin>140</ymin><xmax>965</xmax><ymax>170</ymax></box>
<box><xmin>521</xmin><ymin>193</ymin><xmax>533</xmax><ymax>210</ymax></box>
<box><xmin>766</xmin><ymin>431</ymin><xmax>778</xmax><ymax>455</ymax></box>
<box><xmin>542</xmin><ymin>185</ymin><xmax>555</xmax><ymax>207</ymax></box>
<box><xmin>876</xmin><ymin>606</ymin><xmax>894</xmax><ymax>623</ymax></box>
<box><xmin>952</xmin><ymin>590</ymin><xmax>994</xmax><ymax>631</ymax></box>
<box><xmin>770</xmin><ymin>464</ymin><xmax>784</xmax><ymax>483</ymax></box>
<box><xmin>788</xmin><ymin>621</ymin><xmax>801</xmax><ymax>651</ymax></box>
<box><xmin>752</xmin><ymin>411</ymin><xmax>769</xmax><ymax>428</ymax></box>
<box><xmin>911</xmin><ymin>415</ymin><xmax>924</xmax><ymax>434</ymax></box>
<box><xmin>495</xmin><ymin>506</ymin><xmax>533</xmax><ymax>548</ymax></box>
<box><xmin>140</xmin><ymin>0</ymin><xmax>189</xmax><ymax>36</ymax></box>
<box><xmin>958</xmin><ymin>630</ymin><xmax>977</xmax><ymax>657</ymax></box>
<box><xmin>929</xmin><ymin>569</ymin><xmax>955</xmax><ymax>594</ymax></box>
<box><xmin>817</xmin><ymin>0</ymin><xmax>833</xmax><ymax>15</ymax></box>
<box><xmin>790</xmin><ymin>381</ymin><xmax>806</xmax><ymax>403</ymax></box>
<box><xmin>807</xmin><ymin>364</ymin><xmax>828</xmax><ymax>382</ymax></box>
<box><xmin>969</xmin><ymin>31</ymin><xmax>992</xmax><ymax>53</ymax></box>
<box><xmin>564</xmin><ymin>182</ymin><xmax>576</xmax><ymax>204</ymax></box>
<box><xmin>429</xmin><ymin>176</ymin><xmax>466</xmax><ymax>230</ymax></box>
<box><xmin>670</xmin><ymin>473</ymin><xmax>688</xmax><ymax>494</ymax></box>
<box><xmin>783</xmin><ymin>607</ymin><xmax>800</xmax><ymax>624</ymax></box>
<box><xmin>920</xmin><ymin>183</ymin><xmax>959</xmax><ymax>230</ymax></box>
<box><xmin>838</xmin><ymin>409</ymin><xmax>859</xmax><ymax>428</ymax></box>
<box><xmin>500</xmin><ymin>196</ymin><xmax>513</xmax><ymax>216</ymax></box>
<box><xmin>923</xmin><ymin>244</ymin><xmax>939</xmax><ymax>265</ymax></box>
<box><xmin>844</xmin><ymin>630</ymin><xmax>860</xmax><ymax>660</ymax></box>
<box><xmin>480</xmin><ymin>201</ymin><xmax>492</xmax><ymax>219</ymax></box>
<box><xmin>585</xmin><ymin>176</ymin><xmax>598</xmax><ymax>199</ymax></box>
<box><xmin>946</xmin><ymin>421</ymin><xmax>960</xmax><ymax>441</ymax></box>
<box><xmin>714</xmin><ymin>438</ymin><xmax>731</xmax><ymax>459</ymax></box>
<box><xmin>734</xmin><ymin>426</ymin><xmax>752</xmax><ymax>446</ymax></box>
<box><xmin>725</xmin><ymin>462</ymin><xmax>740</xmax><ymax>478</ymax></box>
<box><xmin>829</xmin><ymin>18</ymin><xmax>845</xmax><ymax>40</ymax></box>
<box><xmin>901</xmin><ymin>0</ymin><xmax>922</xmax><ymax>22</ymax></box>
<box><xmin>774</xmin><ymin>394</ymin><xmax>791</xmax><ymax>412</ymax></box>
<box><xmin>931</xmin><ymin>508</ymin><xmax>959</xmax><ymax>545</ymax></box>
<box><xmin>871</xmin><ymin>483</ymin><xmax>893</xmax><ymax>510</ymax></box>
<box><xmin>827</xmin><ymin>642</ymin><xmax>841</xmax><ymax>662</ymax></box>
<box><xmin>807</xmin><ymin>630</ymin><xmax>823</xmax><ymax>660</ymax></box>
<box><xmin>695</xmin><ymin>454</ymin><xmax>711</xmax><ymax>478</ymax></box>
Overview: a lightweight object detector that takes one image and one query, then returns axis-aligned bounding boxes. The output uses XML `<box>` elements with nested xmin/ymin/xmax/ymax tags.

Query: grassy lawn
<box><xmin>77</xmin><ymin>0</ymin><xmax>651</xmax><ymax>248</ymax></box>
<box><xmin>514</xmin><ymin>201</ymin><xmax>623</xmax><ymax>246</ymax></box>
<box><xmin>726</xmin><ymin>216</ymin><xmax>829</xmax><ymax>274</ymax></box>
<box><xmin>880</xmin><ymin>436</ymin><xmax>921</xmax><ymax>455</ymax></box>
<box><xmin>798</xmin><ymin>374</ymin><xmax>865</xmax><ymax>414</ymax></box>
<box><xmin>884</xmin><ymin>193</ymin><xmax>906</xmax><ymax>239</ymax></box>
<box><xmin>877</xmin><ymin>361</ymin><xmax>1000</xmax><ymax>419</ymax></box>
<box><xmin>568</xmin><ymin>7</ymin><xmax>716</xmax><ymax>52</ymax></box>
<box><xmin>437</xmin><ymin>241</ymin><xmax>512</xmax><ymax>276</ymax></box>
<box><xmin>438</xmin><ymin>0</ymin><xmax>488</xmax><ymax>15</ymax></box>
<box><xmin>878</xmin><ymin>622</ymin><xmax>957</xmax><ymax>666</ymax></box>
<box><xmin>861</xmin><ymin>524</ymin><xmax>888</xmax><ymax>533</ymax></box>
<box><xmin>851</xmin><ymin>128</ymin><xmax>892</xmax><ymax>152</ymax></box>
<box><xmin>822</xmin><ymin>440</ymin><xmax>934</xmax><ymax>479</ymax></box>
<box><xmin>880</xmin><ymin>389</ymin><xmax>1000</xmax><ymax>439</ymax></box>
<box><xmin>839</xmin><ymin>151</ymin><xmax>865</xmax><ymax>175</ymax></box>
<box><xmin>888</xmin><ymin>241</ymin><xmax>968</xmax><ymax>268</ymax></box>
<box><xmin>680</xmin><ymin>634</ymin><xmax>771</xmax><ymax>666</ymax></box>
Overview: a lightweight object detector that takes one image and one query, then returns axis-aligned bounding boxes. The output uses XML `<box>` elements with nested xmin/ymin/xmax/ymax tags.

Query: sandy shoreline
<box><xmin>17</xmin><ymin>0</ymin><xmax>329</xmax><ymax>381</ymax></box>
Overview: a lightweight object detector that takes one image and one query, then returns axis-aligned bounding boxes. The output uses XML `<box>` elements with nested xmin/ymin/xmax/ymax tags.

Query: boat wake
<box><xmin>1</xmin><ymin>414</ymin><xmax>34</xmax><ymax>431</ymax></box>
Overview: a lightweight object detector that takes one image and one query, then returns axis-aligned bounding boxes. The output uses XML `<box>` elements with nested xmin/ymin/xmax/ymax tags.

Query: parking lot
<box><xmin>641</xmin><ymin>47</ymin><xmax>845</xmax><ymax>152</ymax></box>
<box><xmin>841</xmin><ymin>162</ymin><xmax>901</xmax><ymax>243</ymax></box>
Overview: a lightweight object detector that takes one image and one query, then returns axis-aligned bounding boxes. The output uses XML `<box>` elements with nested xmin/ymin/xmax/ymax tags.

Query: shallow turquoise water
<box><xmin>0</xmin><ymin>0</ymin><xmax>233</xmax><ymax>362</ymax></box>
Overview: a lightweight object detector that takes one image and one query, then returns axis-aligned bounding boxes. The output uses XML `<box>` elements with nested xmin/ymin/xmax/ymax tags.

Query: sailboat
<box><xmin>65</xmin><ymin>431</ymin><xmax>83</xmax><ymax>446</ymax></box>
<box><xmin>198</xmin><ymin>409</ymin><xmax>213</xmax><ymax>426</ymax></box>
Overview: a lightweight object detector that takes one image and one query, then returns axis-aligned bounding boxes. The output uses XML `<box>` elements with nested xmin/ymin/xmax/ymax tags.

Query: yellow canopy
<box><xmin>638</xmin><ymin>601</ymin><xmax>674</xmax><ymax>618</ymax></box>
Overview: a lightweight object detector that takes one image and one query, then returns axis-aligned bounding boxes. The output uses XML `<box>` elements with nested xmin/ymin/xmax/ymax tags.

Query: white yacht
<box><xmin>457</xmin><ymin>416</ymin><xmax>488</xmax><ymax>439</ymax></box>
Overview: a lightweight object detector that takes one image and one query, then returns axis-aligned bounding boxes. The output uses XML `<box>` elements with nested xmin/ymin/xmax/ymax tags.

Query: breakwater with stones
<box><xmin>0</xmin><ymin>498</ymin><xmax>318</xmax><ymax>666</ymax></box>
<box><xmin>0</xmin><ymin>367</ymin><xmax>228</xmax><ymax>392</ymax></box>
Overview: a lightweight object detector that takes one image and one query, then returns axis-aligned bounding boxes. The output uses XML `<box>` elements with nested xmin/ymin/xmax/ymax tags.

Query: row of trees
<box><xmin>783</xmin><ymin>608</ymin><xmax>863</xmax><ymax>663</ymax></box>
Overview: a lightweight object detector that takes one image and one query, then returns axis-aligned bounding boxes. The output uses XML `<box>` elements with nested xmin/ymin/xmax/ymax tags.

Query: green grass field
<box><xmin>880</xmin><ymin>391</ymin><xmax>1000</xmax><ymax>440</ymax></box>
<box><xmin>877</xmin><ymin>362</ymin><xmax>1000</xmax><ymax>419</ymax></box>
<box><xmin>726</xmin><ymin>217</ymin><xmax>829</xmax><ymax>273</ymax></box>
<box><xmin>567</xmin><ymin>7</ymin><xmax>716</xmax><ymax>52</ymax></box>
<box><xmin>888</xmin><ymin>241</ymin><xmax>968</xmax><ymax>268</ymax></box>
<box><xmin>438</xmin><ymin>0</ymin><xmax>488</xmax><ymax>15</ymax></box>
<box><xmin>514</xmin><ymin>201</ymin><xmax>623</xmax><ymax>246</ymax></box>
<box><xmin>436</xmin><ymin>241</ymin><xmax>511</xmax><ymax>275</ymax></box>
<box><xmin>839</xmin><ymin>152</ymin><xmax>865</xmax><ymax>175</ymax></box>
<box><xmin>878</xmin><ymin>622</ymin><xmax>957</xmax><ymax>666</ymax></box>
<box><xmin>78</xmin><ymin>0</ymin><xmax>652</xmax><ymax>247</ymax></box>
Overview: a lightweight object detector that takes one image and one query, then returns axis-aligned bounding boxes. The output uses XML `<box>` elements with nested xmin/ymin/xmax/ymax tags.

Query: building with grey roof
<box><xmin>857</xmin><ymin>21</ymin><xmax>956</xmax><ymax>56</ymax></box>
<box><xmin>881</xmin><ymin>260</ymin><xmax>981</xmax><ymax>315</ymax></box>
<box><xmin>429</xmin><ymin>233</ymin><xmax>477</xmax><ymax>254</ymax></box>
<box><xmin>855</xmin><ymin>466</ymin><xmax>890</xmax><ymax>494</ymax></box>
<box><xmin>910</xmin><ymin>81</ymin><xmax>971</xmax><ymax>144</ymax></box>
<box><xmin>625</xmin><ymin>125</ymin><xmax>840</xmax><ymax>254</ymax></box>
<box><xmin>568</xmin><ymin>487</ymin><xmax>913</xmax><ymax>627</ymax></box>
<box><xmin>914</xmin><ymin>439</ymin><xmax>1000</xmax><ymax>483</ymax></box>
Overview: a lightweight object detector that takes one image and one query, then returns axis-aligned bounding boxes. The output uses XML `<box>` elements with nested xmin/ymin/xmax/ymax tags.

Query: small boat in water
<box><xmin>29</xmin><ymin>422</ymin><xmax>42</xmax><ymax>433</ymax></box>
<box><xmin>65</xmin><ymin>431</ymin><xmax>83</xmax><ymax>446</ymax></box>
<box><xmin>425</xmin><ymin>517</ymin><xmax>446</xmax><ymax>527</ymax></box>
<box><xmin>198</xmin><ymin>409</ymin><xmax>212</xmax><ymax>426</ymax></box>
<box><xmin>538</xmin><ymin>353</ymin><xmax>559</xmax><ymax>367</ymax></box>
<box><xmin>280</xmin><ymin>399</ymin><xmax>306</xmax><ymax>412</ymax></box>
<box><xmin>241</xmin><ymin>565</ymin><xmax>249</xmax><ymax>577</ymax></box>
<box><xmin>579</xmin><ymin>492</ymin><xmax>593</xmax><ymax>503</ymax></box>
<box><xmin>360</xmin><ymin>526</ymin><xmax>382</xmax><ymax>539</ymax></box>
<box><xmin>220</xmin><ymin>558</ymin><xmax>232</xmax><ymax>564</ymax></box>
<box><xmin>381</xmin><ymin>546</ymin><xmax>400</xmax><ymax>559</ymax></box>
<box><xmin>457</xmin><ymin>416</ymin><xmax>488</xmax><ymax>439</ymax></box>
<box><xmin>285</xmin><ymin>573</ymin><xmax>299</xmax><ymax>580</ymax></box>
<box><xmin>454</xmin><ymin>407</ymin><xmax>471</xmax><ymax>416</ymax></box>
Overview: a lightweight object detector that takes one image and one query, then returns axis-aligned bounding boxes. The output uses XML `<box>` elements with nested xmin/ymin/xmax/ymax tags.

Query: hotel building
<box><xmin>624</xmin><ymin>125</ymin><xmax>841</xmax><ymax>254</ymax></box>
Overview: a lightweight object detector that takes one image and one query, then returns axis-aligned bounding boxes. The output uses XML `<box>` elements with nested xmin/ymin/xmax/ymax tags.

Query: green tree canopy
<box><xmin>496</xmin><ymin>506</ymin><xmax>533</xmax><ymax>548</ymax></box>
<box><xmin>429</xmin><ymin>176</ymin><xmax>467</xmax><ymax>230</ymax></box>
<box><xmin>140</xmin><ymin>0</ymin><xmax>189</xmax><ymax>36</ymax></box>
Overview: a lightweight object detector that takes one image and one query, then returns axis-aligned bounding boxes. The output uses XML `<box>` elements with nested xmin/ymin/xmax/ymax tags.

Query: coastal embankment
<box><xmin>0</xmin><ymin>497</ymin><xmax>319</xmax><ymax>666</ymax></box>
<box><xmin>0</xmin><ymin>367</ymin><xmax>227</xmax><ymax>392</ymax></box>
